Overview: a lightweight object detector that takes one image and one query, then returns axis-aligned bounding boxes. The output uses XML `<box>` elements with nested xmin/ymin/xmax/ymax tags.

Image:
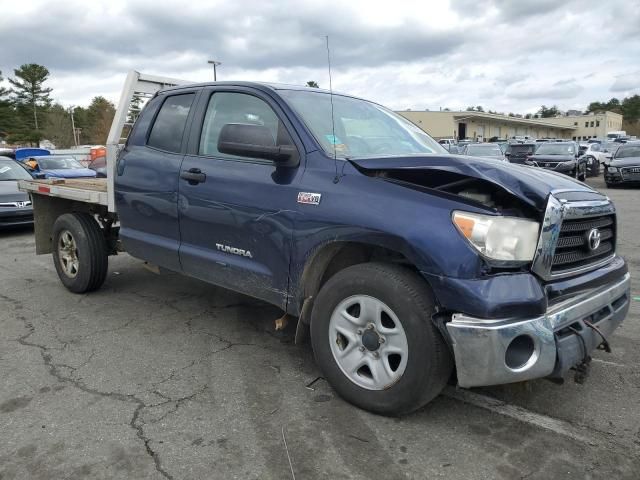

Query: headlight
<box><xmin>452</xmin><ymin>211</ymin><xmax>540</xmax><ymax>263</ymax></box>
<box><xmin>607</xmin><ymin>166</ymin><xmax>618</xmax><ymax>173</ymax></box>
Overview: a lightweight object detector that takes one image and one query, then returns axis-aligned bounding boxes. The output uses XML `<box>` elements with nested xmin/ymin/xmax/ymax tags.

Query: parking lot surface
<box><xmin>1</xmin><ymin>176</ymin><xmax>639</xmax><ymax>479</ymax></box>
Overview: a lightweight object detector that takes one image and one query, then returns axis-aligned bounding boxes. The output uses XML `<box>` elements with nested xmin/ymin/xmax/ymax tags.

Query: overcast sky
<box><xmin>1</xmin><ymin>0</ymin><xmax>639</xmax><ymax>114</ymax></box>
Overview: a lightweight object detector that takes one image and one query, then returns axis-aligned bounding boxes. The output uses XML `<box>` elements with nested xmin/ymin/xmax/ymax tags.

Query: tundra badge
<box><xmin>216</xmin><ymin>243</ymin><xmax>253</xmax><ymax>258</ymax></box>
<box><xmin>297</xmin><ymin>192</ymin><xmax>321</xmax><ymax>205</ymax></box>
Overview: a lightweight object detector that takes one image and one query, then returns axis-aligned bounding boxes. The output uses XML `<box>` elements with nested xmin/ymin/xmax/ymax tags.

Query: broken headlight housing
<box><xmin>452</xmin><ymin>211</ymin><xmax>540</xmax><ymax>264</ymax></box>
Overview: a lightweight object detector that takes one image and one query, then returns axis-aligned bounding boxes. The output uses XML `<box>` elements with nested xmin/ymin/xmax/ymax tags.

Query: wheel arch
<box><xmin>292</xmin><ymin>239</ymin><xmax>429</xmax><ymax>343</ymax></box>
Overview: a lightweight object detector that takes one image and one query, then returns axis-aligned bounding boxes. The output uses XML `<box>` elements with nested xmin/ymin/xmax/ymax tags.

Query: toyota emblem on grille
<box><xmin>587</xmin><ymin>228</ymin><xmax>601</xmax><ymax>251</ymax></box>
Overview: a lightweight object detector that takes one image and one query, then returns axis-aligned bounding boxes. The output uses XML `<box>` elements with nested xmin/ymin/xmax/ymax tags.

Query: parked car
<box><xmin>0</xmin><ymin>157</ymin><xmax>34</xmax><ymax>227</ymax></box>
<box><xmin>438</xmin><ymin>139</ymin><xmax>460</xmax><ymax>154</ymax></box>
<box><xmin>457</xmin><ymin>139</ymin><xmax>472</xmax><ymax>149</ymax></box>
<box><xmin>0</xmin><ymin>148</ymin><xmax>16</xmax><ymax>159</ymax></box>
<box><xmin>460</xmin><ymin>143</ymin><xmax>506</xmax><ymax>161</ymax></box>
<box><xmin>24</xmin><ymin>156</ymin><xmax>97</xmax><ymax>179</ymax></box>
<box><xmin>20</xmin><ymin>72</ymin><xmax>631</xmax><ymax>416</ymax></box>
<box><xmin>438</xmin><ymin>138</ymin><xmax>456</xmax><ymax>148</ymax></box>
<box><xmin>504</xmin><ymin>142</ymin><xmax>537</xmax><ymax>164</ymax></box>
<box><xmin>578</xmin><ymin>143</ymin><xmax>606</xmax><ymax>176</ymax></box>
<box><xmin>14</xmin><ymin>147</ymin><xmax>50</xmax><ymax>161</ymax></box>
<box><xmin>526</xmin><ymin>141</ymin><xmax>587</xmax><ymax>181</ymax></box>
<box><xmin>604</xmin><ymin>141</ymin><xmax>640</xmax><ymax>188</ymax></box>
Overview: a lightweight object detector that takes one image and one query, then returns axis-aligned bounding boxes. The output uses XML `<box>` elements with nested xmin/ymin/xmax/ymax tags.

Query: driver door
<box><xmin>178</xmin><ymin>88</ymin><xmax>305</xmax><ymax>308</ymax></box>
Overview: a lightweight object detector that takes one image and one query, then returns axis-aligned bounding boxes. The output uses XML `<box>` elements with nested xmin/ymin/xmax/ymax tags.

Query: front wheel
<box><xmin>52</xmin><ymin>213</ymin><xmax>108</xmax><ymax>293</ymax></box>
<box><xmin>310</xmin><ymin>263</ymin><xmax>452</xmax><ymax>415</ymax></box>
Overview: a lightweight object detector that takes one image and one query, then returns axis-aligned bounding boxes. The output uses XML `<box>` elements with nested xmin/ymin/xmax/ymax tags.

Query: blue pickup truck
<box><xmin>20</xmin><ymin>73</ymin><xmax>631</xmax><ymax>415</ymax></box>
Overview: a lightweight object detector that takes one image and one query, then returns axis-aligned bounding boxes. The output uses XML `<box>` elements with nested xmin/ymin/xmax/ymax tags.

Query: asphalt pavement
<box><xmin>1</xmin><ymin>176</ymin><xmax>638</xmax><ymax>479</ymax></box>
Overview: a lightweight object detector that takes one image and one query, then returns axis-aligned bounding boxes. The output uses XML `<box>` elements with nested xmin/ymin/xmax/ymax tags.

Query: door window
<box><xmin>199</xmin><ymin>92</ymin><xmax>293</xmax><ymax>160</ymax></box>
<box><xmin>147</xmin><ymin>93</ymin><xmax>195</xmax><ymax>153</ymax></box>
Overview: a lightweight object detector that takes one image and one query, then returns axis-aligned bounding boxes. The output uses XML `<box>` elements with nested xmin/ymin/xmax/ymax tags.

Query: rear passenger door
<box><xmin>178</xmin><ymin>88</ymin><xmax>304</xmax><ymax>308</ymax></box>
<box><xmin>115</xmin><ymin>91</ymin><xmax>198</xmax><ymax>271</ymax></box>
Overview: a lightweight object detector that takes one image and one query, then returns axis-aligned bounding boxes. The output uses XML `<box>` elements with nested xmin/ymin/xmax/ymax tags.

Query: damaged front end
<box><xmin>350</xmin><ymin>155</ymin><xmax>631</xmax><ymax>388</ymax></box>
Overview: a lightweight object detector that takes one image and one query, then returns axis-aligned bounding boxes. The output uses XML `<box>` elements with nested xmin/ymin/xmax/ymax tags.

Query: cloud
<box><xmin>506</xmin><ymin>79</ymin><xmax>584</xmax><ymax>100</ymax></box>
<box><xmin>610</xmin><ymin>71</ymin><xmax>640</xmax><ymax>93</ymax></box>
<box><xmin>1</xmin><ymin>0</ymin><xmax>638</xmax><ymax>115</ymax></box>
<box><xmin>1</xmin><ymin>1</ymin><xmax>468</xmax><ymax>75</ymax></box>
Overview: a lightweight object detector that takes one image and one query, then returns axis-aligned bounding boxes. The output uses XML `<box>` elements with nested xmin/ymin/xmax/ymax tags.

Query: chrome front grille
<box><xmin>531</xmin><ymin>191</ymin><xmax>616</xmax><ymax>281</ymax></box>
<box><xmin>620</xmin><ymin>166</ymin><xmax>640</xmax><ymax>181</ymax></box>
<box><xmin>551</xmin><ymin>215</ymin><xmax>615</xmax><ymax>273</ymax></box>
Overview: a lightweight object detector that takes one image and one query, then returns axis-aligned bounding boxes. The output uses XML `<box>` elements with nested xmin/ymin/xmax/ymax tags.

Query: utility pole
<box><xmin>208</xmin><ymin>60</ymin><xmax>221</xmax><ymax>81</ymax></box>
<box><xmin>69</xmin><ymin>106</ymin><xmax>78</xmax><ymax>147</ymax></box>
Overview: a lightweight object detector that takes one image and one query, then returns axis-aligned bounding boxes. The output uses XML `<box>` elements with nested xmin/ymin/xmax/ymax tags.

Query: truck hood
<box><xmin>43</xmin><ymin>168</ymin><xmax>97</xmax><ymax>178</ymax></box>
<box><xmin>531</xmin><ymin>154</ymin><xmax>576</xmax><ymax>162</ymax></box>
<box><xmin>610</xmin><ymin>156</ymin><xmax>640</xmax><ymax>167</ymax></box>
<box><xmin>349</xmin><ymin>154</ymin><xmax>593</xmax><ymax>210</ymax></box>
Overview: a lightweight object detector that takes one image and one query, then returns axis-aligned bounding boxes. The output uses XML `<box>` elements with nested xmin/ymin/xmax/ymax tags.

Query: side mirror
<box><xmin>34</xmin><ymin>173</ymin><xmax>47</xmax><ymax>179</ymax></box>
<box><xmin>217</xmin><ymin>123</ymin><xmax>299</xmax><ymax>167</ymax></box>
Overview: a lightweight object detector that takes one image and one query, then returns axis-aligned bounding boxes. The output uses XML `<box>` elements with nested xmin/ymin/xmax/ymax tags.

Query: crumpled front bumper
<box><xmin>446</xmin><ymin>272</ymin><xmax>630</xmax><ymax>388</ymax></box>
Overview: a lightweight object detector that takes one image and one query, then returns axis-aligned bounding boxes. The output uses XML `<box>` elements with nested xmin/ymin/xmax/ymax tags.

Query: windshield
<box><xmin>615</xmin><ymin>145</ymin><xmax>640</xmax><ymax>159</ymax></box>
<box><xmin>37</xmin><ymin>157</ymin><xmax>83</xmax><ymax>170</ymax></box>
<box><xmin>535</xmin><ymin>143</ymin><xmax>575</xmax><ymax>155</ymax></box>
<box><xmin>465</xmin><ymin>145</ymin><xmax>503</xmax><ymax>157</ymax></box>
<box><xmin>508</xmin><ymin>145</ymin><xmax>535</xmax><ymax>154</ymax></box>
<box><xmin>0</xmin><ymin>160</ymin><xmax>32</xmax><ymax>181</ymax></box>
<box><xmin>280</xmin><ymin>90</ymin><xmax>446</xmax><ymax>158</ymax></box>
<box><xmin>605</xmin><ymin>142</ymin><xmax>620</xmax><ymax>153</ymax></box>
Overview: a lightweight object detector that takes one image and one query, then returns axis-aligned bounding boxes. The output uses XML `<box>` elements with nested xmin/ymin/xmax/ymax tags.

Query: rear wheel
<box><xmin>310</xmin><ymin>262</ymin><xmax>452</xmax><ymax>415</ymax></box>
<box><xmin>52</xmin><ymin>213</ymin><xmax>108</xmax><ymax>293</ymax></box>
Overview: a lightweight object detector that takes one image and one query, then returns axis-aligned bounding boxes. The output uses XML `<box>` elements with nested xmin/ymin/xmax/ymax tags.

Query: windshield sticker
<box><xmin>325</xmin><ymin>134</ymin><xmax>342</xmax><ymax>145</ymax></box>
<box><xmin>0</xmin><ymin>166</ymin><xmax>11</xmax><ymax>174</ymax></box>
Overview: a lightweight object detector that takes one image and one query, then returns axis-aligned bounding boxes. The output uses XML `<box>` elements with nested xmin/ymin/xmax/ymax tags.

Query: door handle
<box><xmin>180</xmin><ymin>168</ymin><xmax>206</xmax><ymax>184</ymax></box>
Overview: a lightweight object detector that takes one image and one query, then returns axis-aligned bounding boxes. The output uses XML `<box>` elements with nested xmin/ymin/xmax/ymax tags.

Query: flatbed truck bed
<box><xmin>19</xmin><ymin>178</ymin><xmax>108</xmax><ymax>206</ymax></box>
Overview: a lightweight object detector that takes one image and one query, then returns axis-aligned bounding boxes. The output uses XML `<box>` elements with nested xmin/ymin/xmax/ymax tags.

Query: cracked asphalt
<box><xmin>1</xmin><ymin>176</ymin><xmax>639</xmax><ymax>479</ymax></box>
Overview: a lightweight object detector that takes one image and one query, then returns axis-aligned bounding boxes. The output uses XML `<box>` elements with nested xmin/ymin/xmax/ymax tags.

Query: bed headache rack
<box><xmin>106</xmin><ymin>71</ymin><xmax>192</xmax><ymax>212</ymax></box>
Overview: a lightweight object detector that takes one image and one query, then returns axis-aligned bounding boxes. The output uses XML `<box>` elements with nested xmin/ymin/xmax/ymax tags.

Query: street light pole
<box><xmin>69</xmin><ymin>106</ymin><xmax>78</xmax><ymax>147</ymax></box>
<box><xmin>207</xmin><ymin>60</ymin><xmax>221</xmax><ymax>81</ymax></box>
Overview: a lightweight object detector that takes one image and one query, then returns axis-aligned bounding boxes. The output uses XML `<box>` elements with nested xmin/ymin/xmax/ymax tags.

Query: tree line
<box><xmin>2</xmin><ymin>67</ymin><xmax>638</xmax><ymax>149</ymax></box>
<box><xmin>0</xmin><ymin>63</ymin><xmax>118</xmax><ymax>148</ymax></box>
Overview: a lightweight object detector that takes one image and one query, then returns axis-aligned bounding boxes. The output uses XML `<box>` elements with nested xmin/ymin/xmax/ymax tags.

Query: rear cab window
<box><xmin>147</xmin><ymin>93</ymin><xmax>196</xmax><ymax>153</ymax></box>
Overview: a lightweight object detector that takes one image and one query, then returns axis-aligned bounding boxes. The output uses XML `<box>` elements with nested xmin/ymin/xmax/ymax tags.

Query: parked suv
<box><xmin>504</xmin><ymin>142</ymin><xmax>537</xmax><ymax>164</ymax></box>
<box><xmin>605</xmin><ymin>141</ymin><xmax>640</xmax><ymax>187</ymax></box>
<box><xmin>526</xmin><ymin>141</ymin><xmax>587</xmax><ymax>180</ymax></box>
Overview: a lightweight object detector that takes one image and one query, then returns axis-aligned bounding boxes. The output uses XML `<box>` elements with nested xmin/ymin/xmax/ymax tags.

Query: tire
<box><xmin>52</xmin><ymin>213</ymin><xmax>108</xmax><ymax>293</ymax></box>
<box><xmin>310</xmin><ymin>262</ymin><xmax>453</xmax><ymax>415</ymax></box>
<box><xmin>585</xmin><ymin>156</ymin><xmax>598</xmax><ymax>177</ymax></box>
